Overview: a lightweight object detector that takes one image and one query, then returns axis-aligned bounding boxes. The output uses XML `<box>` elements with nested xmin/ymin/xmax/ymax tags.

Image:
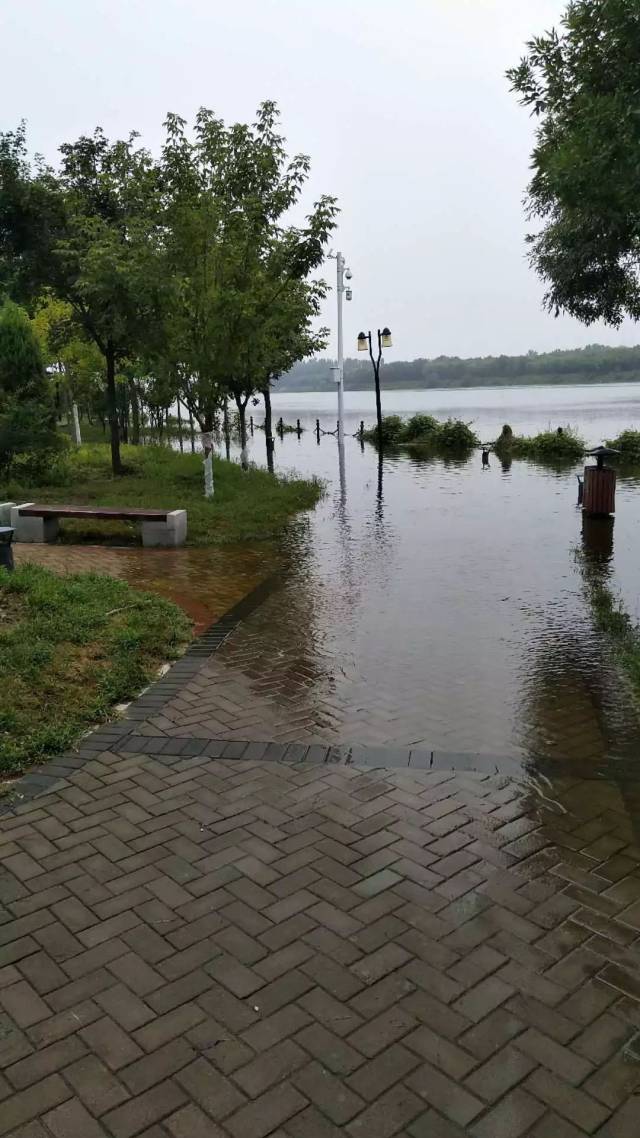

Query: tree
<box><xmin>0</xmin><ymin>124</ymin><xmax>165</xmax><ymax>472</ymax></box>
<box><xmin>508</xmin><ymin>0</ymin><xmax>640</xmax><ymax>326</ymax></box>
<box><xmin>0</xmin><ymin>299</ymin><xmax>48</xmax><ymax>402</ymax></box>
<box><xmin>159</xmin><ymin>103</ymin><xmax>338</xmax><ymax>479</ymax></box>
<box><xmin>31</xmin><ymin>294</ymin><xmax>104</xmax><ymax>427</ymax></box>
<box><xmin>0</xmin><ymin>299</ymin><xmax>61</xmax><ymax>477</ymax></box>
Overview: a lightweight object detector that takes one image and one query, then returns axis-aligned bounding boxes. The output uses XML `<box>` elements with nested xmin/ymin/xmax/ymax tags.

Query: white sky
<box><xmin>2</xmin><ymin>0</ymin><xmax>637</xmax><ymax>360</ymax></box>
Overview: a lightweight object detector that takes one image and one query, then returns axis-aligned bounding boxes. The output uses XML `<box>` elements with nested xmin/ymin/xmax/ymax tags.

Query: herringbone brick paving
<box><xmin>1</xmin><ymin>748</ymin><xmax>639</xmax><ymax>1136</ymax></box>
<box><xmin>125</xmin><ymin>580</ymin><xmax>640</xmax><ymax>764</ymax></box>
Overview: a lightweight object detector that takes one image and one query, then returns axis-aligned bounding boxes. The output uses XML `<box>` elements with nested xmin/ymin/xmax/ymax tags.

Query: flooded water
<box><xmin>214</xmin><ymin>383</ymin><xmax>640</xmax><ymax>768</ymax></box>
<box><xmin>17</xmin><ymin>383</ymin><xmax>640</xmax><ymax>769</ymax></box>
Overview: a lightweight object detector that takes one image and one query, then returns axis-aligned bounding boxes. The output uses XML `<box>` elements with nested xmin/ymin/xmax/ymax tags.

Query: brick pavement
<box><xmin>122</xmin><ymin>578</ymin><xmax>640</xmax><ymax>765</ymax></box>
<box><xmin>1</xmin><ymin>744</ymin><xmax>640</xmax><ymax>1136</ymax></box>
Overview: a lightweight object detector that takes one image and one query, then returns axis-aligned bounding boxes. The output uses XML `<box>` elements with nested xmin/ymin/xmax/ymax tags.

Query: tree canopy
<box><xmin>508</xmin><ymin>0</ymin><xmax>640</xmax><ymax>326</ymax></box>
<box><xmin>159</xmin><ymin>103</ymin><xmax>337</xmax><ymax>455</ymax></box>
<box><xmin>0</xmin><ymin>106</ymin><xmax>337</xmax><ymax>475</ymax></box>
<box><xmin>0</xmin><ymin>298</ymin><xmax>60</xmax><ymax>477</ymax></box>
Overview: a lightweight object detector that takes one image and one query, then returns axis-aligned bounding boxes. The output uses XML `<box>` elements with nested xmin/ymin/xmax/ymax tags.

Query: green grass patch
<box><xmin>362</xmin><ymin>414</ymin><xmax>479</xmax><ymax>450</ymax></box>
<box><xmin>0</xmin><ymin>564</ymin><xmax>192</xmax><ymax>773</ymax></box>
<box><xmin>5</xmin><ymin>443</ymin><xmax>322</xmax><ymax>546</ymax></box>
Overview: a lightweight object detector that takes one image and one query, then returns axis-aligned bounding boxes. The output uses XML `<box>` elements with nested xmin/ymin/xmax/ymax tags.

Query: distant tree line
<box><xmin>281</xmin><ymin>344</ymin><xmax>640</xmax><ymax>392</ymax></box>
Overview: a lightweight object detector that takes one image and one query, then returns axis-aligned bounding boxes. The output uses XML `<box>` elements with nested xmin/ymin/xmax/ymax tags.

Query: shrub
<box><xmin>0</xmin><ymin>300</ymin><xmax>62</xmax><ymax>478</ymax></box>
<box><xmin>606</xmin><ymin>430</ymin><xmax>640</xmax><ymax>461</ymax></box>
<box><xmin>362</xmin><ymin>414</ymin><xmax>478</xmax><ymax>451</ymax></box>
<box><xmin>495</xmin><ymin>426</ymin><xmax>584</xmax><ymax>460</ymax></box>
<box><xmin>404</xmin><ymin>413</ymin><xmax>439</xmax><ymax>440</ymax></box>
<box><xmin>434</xmin><ymin>418</ymin><xmax>478</xmax><ymax>449</ymax></box>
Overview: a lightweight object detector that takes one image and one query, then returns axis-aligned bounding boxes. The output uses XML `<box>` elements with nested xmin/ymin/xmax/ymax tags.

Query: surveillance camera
<box><xmin>345</xmin><ymin>288</ymin><xmax>353</xmax><ymax>301</ymax></box>
<box><xmin>345</xmin><ymin>268</ymin><xmax>352</xmax><ymax>280</ymax></box>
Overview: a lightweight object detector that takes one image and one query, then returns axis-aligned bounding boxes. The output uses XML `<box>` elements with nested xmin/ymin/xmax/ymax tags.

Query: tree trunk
<box><xmin>264</xmin><ymin>387</ymin><xmax>275</xmax><ymax>474</ymax></box>
<box><xmin>235</xmin><ymin>396</ymin><xmax>249</xmax><ymax>470</ymax></box>
<box><xmin>105</xmin><ymin>342</ymin><xmax>123</xmax><ymax>475</ymax></box>
<box><xmin>72</xmin><ymin>403</ymin><xmax>82</xmax><ymax>445</ymax></box>
<box><xmin>130</xmin><ymin>382</ymin><xmax>141</xmax><ymax>445</ymax></box>
<box><xmin>188</xmin><ymin>408</ymin><xmax>195</xmax><ymax>453</ymax></box>
<box><xmin>177</xmin><ymin>398</ymin><xmax>184</xmax><ymax>452</ymax></box>
<box><xmin>223</xmin><ymin>400</ymin><xmax>231</xmax><ymax>461</ymax></box>
<box><xmin>120</xmin><ymin>386</ymin><xmax>129</xmax><ymax>444</ymax></box>
<box><xmin>202</xmin><ymin>412</ymin><xmax>215</xmax><ymax>497</ymax></box>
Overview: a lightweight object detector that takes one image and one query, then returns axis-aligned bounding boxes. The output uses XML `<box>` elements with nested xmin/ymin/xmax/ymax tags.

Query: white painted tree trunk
<box><xmin>72</xmin><ymin>403</ymin><xmax>82</xmax><ymax>445</ymax></box>
<box><xmin>202</xmin><ymin>433</ymin><xmax>215</xmax><ymax>498</ymax></box>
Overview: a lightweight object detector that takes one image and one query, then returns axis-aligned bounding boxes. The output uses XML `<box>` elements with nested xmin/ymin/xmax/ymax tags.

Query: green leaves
<box><xmin>508</xmin><ymin>0</ymin><xmax>640</xmax><ymax>326</ymax></box>
<box><xmin>159</xmin><ymin>104</ymin><xmax>338</xmax><ymax>427</ymax></box>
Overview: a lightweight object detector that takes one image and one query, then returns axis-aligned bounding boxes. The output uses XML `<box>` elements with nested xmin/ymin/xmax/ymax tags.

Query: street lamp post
<box><xmin>334</xmin><ymin>252</ymin><xmax>352</xmax><ymax>445</ymax></box>
<box><xmin>358</xmin><ymin>327</ymin><xmax>393</xmax><ymax>446</ymax></box>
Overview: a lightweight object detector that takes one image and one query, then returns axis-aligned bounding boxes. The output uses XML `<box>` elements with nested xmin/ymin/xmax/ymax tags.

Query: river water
<box><xmin>222</xmin><ymin>383</ymin><xmax>640</xmax><ymax>769</ymax></box>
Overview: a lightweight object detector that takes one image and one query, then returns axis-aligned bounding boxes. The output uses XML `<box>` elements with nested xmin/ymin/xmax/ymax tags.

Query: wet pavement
<box><xmin>4</xmin><ymin>387</ymin><xmax>640</xmax><ymax>1134</ymax></box>
<box><xmin>14</xmin><ymin>543</ymin><xmax>275</xmax><ymax>636</ymax></box>
<box><xmin>1</xmin><ymin>740</ymin><xmax>640</xmax><ymax>1137</ymax></box>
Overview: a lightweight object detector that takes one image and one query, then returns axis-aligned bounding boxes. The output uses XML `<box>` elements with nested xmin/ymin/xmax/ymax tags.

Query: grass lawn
<box><xmin>6</xmin><ymin>443</ymin><xmax>322</xmax><ymax>545</ymax></box>
<box><xmin>0</xmin><ymin>563</ymin><xmax>192</xmax><ymax>774</ymax></box>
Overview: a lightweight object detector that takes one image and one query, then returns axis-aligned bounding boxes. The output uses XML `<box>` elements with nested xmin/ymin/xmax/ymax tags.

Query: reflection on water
<box><xmin>210</xmin><ymin>385</ymin><xmax>640</xmax><ymax>771</ymax></box>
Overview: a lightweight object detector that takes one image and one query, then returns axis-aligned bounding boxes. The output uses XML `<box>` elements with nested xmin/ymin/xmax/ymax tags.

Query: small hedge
<box><xmin>362</xmin><ymin>414</ymin><xmax>478</xmax><ymax>451</ymax></box>
<box><xmin>494</xmin><ymin>424</ymin><xmax>585</xmax><ymax>460</ymax></box>
<box><xmin>606</xmin><ymin>430</ymin><xmax>640</xmax><ymax>461</ymax></box>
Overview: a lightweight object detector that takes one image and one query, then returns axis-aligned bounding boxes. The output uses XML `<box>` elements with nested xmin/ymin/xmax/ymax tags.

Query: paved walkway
<box><xmin>1</xmin><ymin>740</ymin><xmax>640</xmax><ymax>1137</ymax></box>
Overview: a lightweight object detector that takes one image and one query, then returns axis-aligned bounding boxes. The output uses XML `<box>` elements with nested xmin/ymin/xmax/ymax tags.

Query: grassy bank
<box><xmin>362</xmin><ymin>414</ymin><xmax>479</xmax><ymax>450</ymax></box>
<box><xmin>0</xmin><ymin>564</ymin><xmax>191</xmax><ymax>773</ymax></box>
<box><xmin>5</xmin><ymin>444</ymin><xmax>322</xmax><ymax>545</ymax></box>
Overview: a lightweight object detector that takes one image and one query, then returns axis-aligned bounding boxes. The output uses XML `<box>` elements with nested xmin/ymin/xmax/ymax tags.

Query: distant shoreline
<box><xmin>275</xmin><ymin>376</ymin><xmax>640</xmax><ymax>394</ymax></box>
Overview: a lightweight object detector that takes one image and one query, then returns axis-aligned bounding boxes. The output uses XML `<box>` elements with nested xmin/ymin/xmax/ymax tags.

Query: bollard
<box><xmin>250</xmin><ymin>416</ymin><xmax>254</xmax><ymax>435</ymax></box>
<box><xmin>0</xmin><ymin>527</ymin><xmax>14</xmax><ymax>572</ymax></box>
<box><xmin>316</xmin><ymin>418</ymin><xmax>321</xmax><ymax>443</ymax></box>
<box><xmin>296</xmin><ymin>419</ymin><xmax>302</xmax><ymax>437</ymax></box>
<box><xmin>278</xmin><ymin>417</ymin><xmax>284</xmax><ymax>436</ymax></box>
<box><xmin>359</xmin><ymin>420</ymin><xmax>365</xmax><ymax>439</ymax></box>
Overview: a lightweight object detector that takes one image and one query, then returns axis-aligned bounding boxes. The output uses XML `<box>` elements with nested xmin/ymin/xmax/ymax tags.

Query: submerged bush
<box><xmin>435</xmin><ymin>418</ymin><xmax>478</xmax><ymax>449</ymax></box>
<box><xmin>495</xmin><ymin>426</ymin><xmax>585</xmax><ymax>460</ymax></box>
<box><xmin>404</xmin><ymin>413</ymin><xmax>439</xmax><ymax>440</ymax></box>
<box><xmin>362</xmin><ymin>414</ymin><xmax>478</xmax><ymax>450</ymax></box>
<box><xmin>606</xmin><ymin>430</ymin><xmax>640</xmax><ymax>461</ymax></box>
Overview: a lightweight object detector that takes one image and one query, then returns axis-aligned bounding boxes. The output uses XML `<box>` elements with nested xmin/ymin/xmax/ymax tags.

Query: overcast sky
<box><xmin>2</xmin><ymin>0</ymin><xmax>637</xmax><ymax>360</ymax></box>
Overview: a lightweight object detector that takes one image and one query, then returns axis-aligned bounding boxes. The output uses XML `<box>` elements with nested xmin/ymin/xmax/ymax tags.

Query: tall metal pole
<box><xmin>370</xmin><ymin>331</ymin><xmax>384</xmax><ymax>447</ymax></box>
<box><xmin>336</xmin><ymin>251</ymin><xmax>345</xmax><ymax>445</ymax></box>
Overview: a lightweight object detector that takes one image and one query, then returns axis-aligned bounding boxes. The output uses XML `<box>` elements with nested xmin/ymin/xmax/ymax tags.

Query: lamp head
<box><xmin>357</xmin><ymin>332</ymin><xmax>368</xmax><ymax>352</ymax></box>
<box><xmin>381</xmin><ymin>327</ymin><xmax>393</xmax><ymax>348</ymax></box>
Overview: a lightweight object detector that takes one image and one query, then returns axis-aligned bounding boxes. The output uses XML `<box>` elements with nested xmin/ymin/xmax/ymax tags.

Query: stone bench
<box><xmin>2</xmin><ymin>503</ymin><xmax>188</xmax><ymax>548</ymax></box>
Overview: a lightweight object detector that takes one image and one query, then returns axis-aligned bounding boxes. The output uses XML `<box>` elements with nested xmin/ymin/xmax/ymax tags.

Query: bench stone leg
<box><xmin>11</xmin><ymin>504</ymin><xmax>59</xmax><ymax>543</ymax></box>
<box><xmin>0</xmin><ymin>503</ymin><xmax>16</xmax><ymax>526</ymax></box>
<box><xmin>141</xmin><ymin>509</ymin><xmax>188</xmax><ymax>548</ymax></box>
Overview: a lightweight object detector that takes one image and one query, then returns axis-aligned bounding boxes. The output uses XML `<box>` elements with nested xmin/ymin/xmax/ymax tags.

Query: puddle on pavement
<box><xmin>14</xmin><ymin>543</ymin><xmax>277</xmax><ymax>634</ymax></box>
